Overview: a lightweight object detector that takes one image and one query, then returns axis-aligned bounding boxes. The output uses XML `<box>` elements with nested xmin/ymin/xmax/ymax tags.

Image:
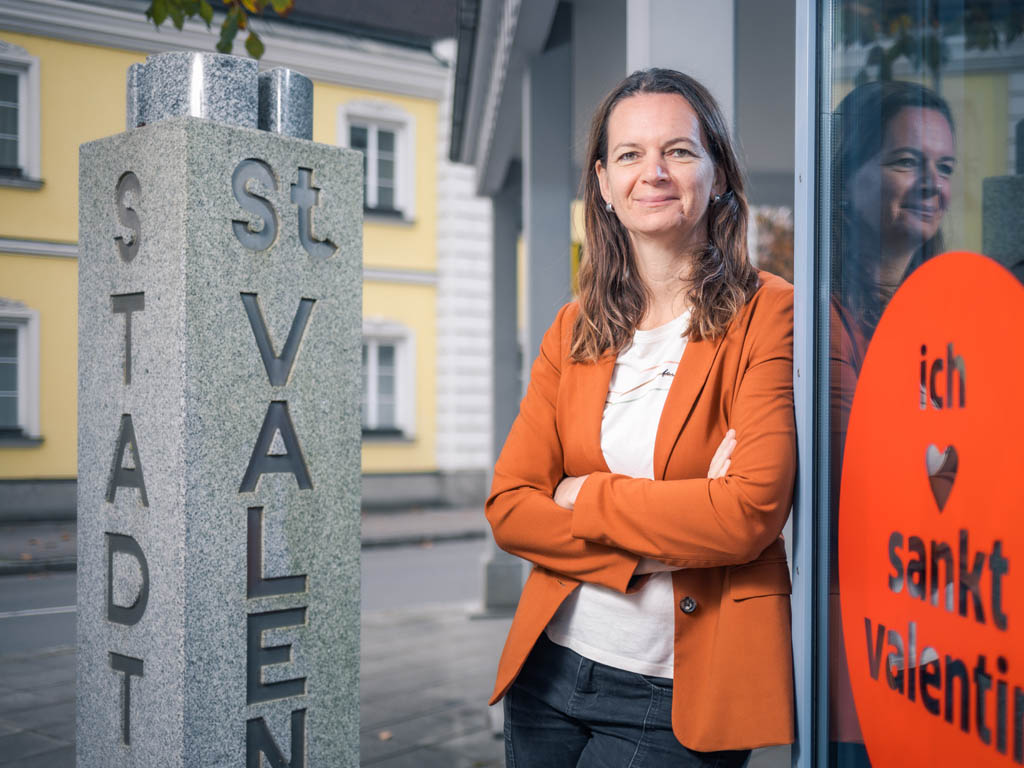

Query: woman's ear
<box><xmin>712</xmin><ymin>166</ymin><xmax>726</xmax><ymax>198</ymax></box>
<box><xmin>595</xmin><ymin>160</ymin><xmax>611</xmax><ymax>206</ymax></box>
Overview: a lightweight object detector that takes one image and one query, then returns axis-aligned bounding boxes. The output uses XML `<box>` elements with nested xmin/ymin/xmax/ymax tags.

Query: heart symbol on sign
<box><xmin>925</xmin><ymin>444</ymin><xmax>958</xmax><ymax>512</ymax></box>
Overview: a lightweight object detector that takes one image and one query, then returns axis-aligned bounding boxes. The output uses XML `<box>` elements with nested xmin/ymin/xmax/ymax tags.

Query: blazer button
<box><xmin>679</xmin><ymin>596</ymin><xmax>698</xmax><ymax>614</ymax></box>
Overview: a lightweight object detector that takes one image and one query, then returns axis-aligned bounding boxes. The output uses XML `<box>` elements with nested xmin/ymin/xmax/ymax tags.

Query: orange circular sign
<box><xmin>839</xmin><ymin>252</ymin><xmax>1024</xmax><ymax>766</ymax></box>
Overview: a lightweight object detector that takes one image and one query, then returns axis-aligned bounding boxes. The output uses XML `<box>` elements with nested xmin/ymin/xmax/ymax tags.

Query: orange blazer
<box><xmin>486</xmin><ymin>271</ymin><xmax>796</xmax><ymax>752</ymax></box>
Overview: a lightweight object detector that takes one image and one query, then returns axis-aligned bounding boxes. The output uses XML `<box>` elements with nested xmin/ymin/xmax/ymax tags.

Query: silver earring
<box><xmin>605</xmin><ymin>201</ymin><xmax>614</xmax><ymax>212</ymax></box>
<box><xmin>712</xmin><ymin>194</ymin><xmax>722</xmax><ymax>204</ymax></box>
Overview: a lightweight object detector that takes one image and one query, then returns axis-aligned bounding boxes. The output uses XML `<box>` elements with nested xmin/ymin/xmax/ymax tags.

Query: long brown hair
<box><xmin>571</xmin><ymin>68</ymin><xmax>758</xmax><ymax>362</ymax></box>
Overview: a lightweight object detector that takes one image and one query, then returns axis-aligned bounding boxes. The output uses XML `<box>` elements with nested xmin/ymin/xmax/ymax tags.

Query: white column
<box><xmin>626</xmin><ymin>0</ymin><xmax>735</xmax><ymax>130</ymax></box>
<box><xmin>435</xmin><ymin>40</ymin><xmax>494</xmax><ymax>504</ymax></box>
<box><xmin>523</xmin><ymin>17</ymin><xmax>574</xmax><ymax>371</ymax></box>
<box><xmin>481</xmin><ymin>167</ymin><xmax>526</xmax><ymax>614</ymax></box>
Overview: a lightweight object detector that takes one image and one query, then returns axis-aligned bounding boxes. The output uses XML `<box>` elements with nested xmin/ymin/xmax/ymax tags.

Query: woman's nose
<box><xmin>919</xmin><ymin>162</ymin><xmax>940</xmax><ymax>194</ymax></box>
<box><xmin>643</xmin><ymin>160</ymin><xmax>668</xmax><ymax>183</ymax></box>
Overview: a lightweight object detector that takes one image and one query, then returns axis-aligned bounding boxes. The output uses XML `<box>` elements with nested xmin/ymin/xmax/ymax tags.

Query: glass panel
<box><xmin>0</xmin><ymin>137</ymin><xmax>16</xmax><ymax>169</ymax></box>
<box><xmin>376</xmin><ymin>344</ymin><xmax>396</xmax><ymax>427</ymax></box>
<box><xmin>349</xmin><ymin>125</ymin><xmax>368</xmax><ymax>151</ymax></box>
<box><xmin>0</xmin><ymin>73</ymin><xmax>17</xmax><ymax>104</ymax></box>
<box><xmin>0</xmin><ymin>360</ymin><xmax>15</xmax><ymax>391</ymax></box>
<box><xmin>821</xmin><ymin>2</ymin><xmax>1024</xmax><ymax>765</ymax></box>
<box><xmin>0</xmin><ymin>328</ymin><xmax>16</xmax><ymax>358</ymax></box>
<box><xmin>377</xmin><ymin>185</ymin><xmax>395</xmax><ymax>209</ymax></box>
<box><xmin>0</xmin><ymin>395</ymin><xmax>16</xmax><ymax>428</ymax></box>
<box><xmin>361</xmin><ymin>343</ymin><xmax>369</xmax><ymax>427</ymax></box>
<box><xmin>378</xmin><ymin>129</ymin><xmax>395</xmax><ymax>153</ymax></box>
<box><xmin>377</xmin><ymin>401</ymin><xmax>395</xmax><ymax>428</ymax></box>
<box><xmin>378</xmin><ymin>157</ymin><xmax>394</xmax><ymax>184</ymax></box>
<box><xmin>0</xmin><ymin>105</ymin><xmax>17</xmax><ymax>136</ymax></box>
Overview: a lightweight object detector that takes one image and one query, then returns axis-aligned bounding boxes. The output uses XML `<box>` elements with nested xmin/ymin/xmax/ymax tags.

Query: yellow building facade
<box><xmin>0</xmin><ymin>2</ymin><xmax>491</xmax><ymax>516</ymax></box>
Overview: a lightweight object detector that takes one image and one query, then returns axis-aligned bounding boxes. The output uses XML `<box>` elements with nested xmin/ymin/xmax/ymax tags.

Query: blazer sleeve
<box><xmin>486</xmin><ymin>303</ymin><xmax>640</xmax><ymax>593</ymax></box>
<box><xmin>570</xmin><ymin>285</ymin><xmax>796</xmax><ymax>568</ymax></box>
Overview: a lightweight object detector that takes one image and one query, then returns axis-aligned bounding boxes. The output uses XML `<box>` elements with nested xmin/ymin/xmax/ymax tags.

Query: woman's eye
<box><xmin>618</xmin><ymin>151</ymin><xmax>638</xmax><ymax>162</ymax></box>
<box><xmin>891</xmin><ymin>157</ymin><xmax>916</xmax><ymax>169</ymax></box>
<box><xmin>668</xmin><ymin>148</ymin><xmax>691</xmax><ymax>158</ymax></box>
<box><xmin>937</xmin><ymin>162</ymin><xmax>955</xmax><ymax>177</ymax></box>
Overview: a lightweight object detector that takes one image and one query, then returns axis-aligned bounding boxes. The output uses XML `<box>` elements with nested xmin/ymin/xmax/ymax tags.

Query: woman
<box><xmin>827</xmin><ymin>81</ymin><xmax>954</xmax><ymax>765</ymax></box>
<box><xmin>834</xmin><ymin>79</ymin><xmax>956</xmax><ymax>342</ymax></box>
<box><xmin>486</xmin><ymin>68</ymin><xmax>796</xmax><ymax>766</ymax></box>
<box><xmin>828</xmin><ymin>81</ymin><xmax>956</xmax><ymax>766</ymax></box>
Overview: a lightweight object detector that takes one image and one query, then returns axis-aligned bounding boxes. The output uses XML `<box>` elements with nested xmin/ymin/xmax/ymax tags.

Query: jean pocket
<box><xmin>635</xmin><ymin>673</ymin><xmax>673</xmax><ymax>691</ymax></box>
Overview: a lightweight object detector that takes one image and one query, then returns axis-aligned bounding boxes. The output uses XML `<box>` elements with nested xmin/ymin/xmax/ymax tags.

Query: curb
<box><xmin>0</xmin><ymin>531</ymin><xmax>487</xmax><ymax>574</ymax></box>
<box><xmin>361</xmin><ymin>529</ymin><xmax>486</xmax><ymax>549</ymax></box>
<box><xmin>0</xmin><ymin>644</ymin><xmax>75</xmax><ymax>663</ymax></box>
<box><xmin>0</xmin><ymin>557</ymin><xmax>77</xmax><ymax>576</ymax></box>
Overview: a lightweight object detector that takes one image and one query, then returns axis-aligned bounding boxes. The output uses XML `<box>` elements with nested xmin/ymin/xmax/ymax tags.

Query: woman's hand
<box><xmin>707</xmin><ymin>428</ymin><xmax>736</xmax><ymax>479</ymax></box>
<box><xmin>553</xmin><ymin>475</ymin><xmax>589</xmax><ymax>510</ymax></box>
<box><xmin>555</xmin><ymin>430</ymin><xmax>732</xmax><ymax>513</ymax></box>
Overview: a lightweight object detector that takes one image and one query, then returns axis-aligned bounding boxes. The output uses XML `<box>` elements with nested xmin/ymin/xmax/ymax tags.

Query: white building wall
<box><xmin>435</xmin><ymin>41</ymin><xmax>494</xmax><ymax>486</ymax></box>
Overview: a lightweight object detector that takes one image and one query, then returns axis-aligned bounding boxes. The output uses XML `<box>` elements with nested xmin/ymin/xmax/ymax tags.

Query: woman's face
<box><xmin>596</xmin><ymin>92</ymin><xmax>722</xmax><ymax>253</ymax></box>
<box><xmin>849</xmin><ymin>106</ymin><xmax>956</xmax><ymax>255</ymax></box>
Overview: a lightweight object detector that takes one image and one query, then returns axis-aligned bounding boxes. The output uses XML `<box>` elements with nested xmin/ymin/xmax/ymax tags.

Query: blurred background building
<box><xmin>0</xmin><ymin>0</ymin><xmax>494</xmax><ymax>516</ymax></box>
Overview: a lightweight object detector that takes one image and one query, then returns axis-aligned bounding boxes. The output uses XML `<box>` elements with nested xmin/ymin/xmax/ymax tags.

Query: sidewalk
<box><xmin>0</xmin><ymin>604</ymin><xmax>789</xmax><ymax>767</ymax></box>
<box><xmin>0</xmin><ymin>513</ymin><xmax>789</xmax><ymax>767</ymax></box>
<box><xmin>0</xmin><ymin>506</ymin><xmax>489</xmax><ymax>575</ymax></box>
<box><xmin>0</xmin><ymin>603</ymin><xmax>511</xmax><ymax>767</ymax></box>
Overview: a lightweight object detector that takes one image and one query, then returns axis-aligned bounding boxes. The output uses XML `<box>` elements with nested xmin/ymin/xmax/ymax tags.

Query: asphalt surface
<box><xmin>0</xmin><ymin>512</ymin><xmax>789</xmax><ymax>767</ymax></box>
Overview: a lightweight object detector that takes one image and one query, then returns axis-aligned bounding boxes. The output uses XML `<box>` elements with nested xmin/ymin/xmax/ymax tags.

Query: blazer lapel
<box><xmin>569</xmin><ymin>354</ymin><xmax>614</xmax><ymax>473</ymax></box>
<box><xmin>652</xmin><ymin>334</ymin><xmax>724</xmax><ymax>480</ymax></box>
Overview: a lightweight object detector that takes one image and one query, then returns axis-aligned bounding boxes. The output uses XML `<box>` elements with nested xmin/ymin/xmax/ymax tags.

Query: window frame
<box><xmin>0</xmin><ymin>299</ymin><xmax>41</xmax><ymax>441</ymax></box>
<box><xmin>361</xmin><ymin>318</ymin><xmax>415</xmax><ymax>439</ymax></box>
<box><xmin>337</xmin><ymin>100</ymin><xmax>415</xmax><ymax>221</ymax></box>
<box><xmin>0</xmin><ymin>39</ymin><xmax>41</xmax><ymax>187</ymax></box>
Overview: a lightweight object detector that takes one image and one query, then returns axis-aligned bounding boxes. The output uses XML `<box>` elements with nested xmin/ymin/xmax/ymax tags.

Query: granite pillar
<box><xmin>77</xmin><ymin>52</ymin><xmax>362</xmax><ymax>767</ymax></box>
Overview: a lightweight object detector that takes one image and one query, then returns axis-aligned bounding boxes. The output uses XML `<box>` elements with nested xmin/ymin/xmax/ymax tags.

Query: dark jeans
<box><xmin>504</xmin><ymin>633</ymin><xmax>751</xmax><ymax>768</ymax></box>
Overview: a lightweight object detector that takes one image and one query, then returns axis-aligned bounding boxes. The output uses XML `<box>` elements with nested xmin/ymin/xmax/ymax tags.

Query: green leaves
<box><xmin>245</xmin><ymin>32</ymin><xmax>265</xmax><ymax>59</ymax></box>
<box><xmin>143</xmin><ymin>0</ymin><xmax>294</xmax><ymax>59</ymax></box>
<box><xmin>146</xmin><ymin>0</ymin><xmax>168</xmax><ymax>26</ymax></box>
<box><xmin>216</xmin><ymin>7</ymin><xmax>240</xmax><ymax>53</ymax></box>
<box><xmin>198</xmin><ymin>0</ymin><xmax>214</xmax><ymax>26</ymax></box>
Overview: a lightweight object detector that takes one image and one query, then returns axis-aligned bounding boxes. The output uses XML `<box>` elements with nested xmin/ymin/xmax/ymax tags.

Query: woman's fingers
<box><xmin>553</xmin><ymin>475</ymin><xmax>588</xmax><ymax>509</ymax></box>
<box><xmin>707</xmin><ymin>429</ymin><xmax>737</xmax><ymax>479</ymax></box>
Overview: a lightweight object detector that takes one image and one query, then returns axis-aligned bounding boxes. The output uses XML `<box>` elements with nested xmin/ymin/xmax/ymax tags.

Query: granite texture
<box><xmin>125</xmin><ymin>63</ymin><xmax>144</xmax><ymax>130</ymax></box>
<box><xmin>129</xmin><ymin>52</ymin><xmax>258</xmax><ymax>129</ymax></box>
<box><xmin>78</xmin><ymin>117</ymin><xmax>363</xmax><ymax>766</ymax></box>
<box><xmin>259</xmin><ymin>68</ymin><xmax>314</xmax><ymax>140</ymax></box>
<box><xmin>982</xmin><ymin>175</ymin><xmax>1024</xmax><ymax>272</ymax></box>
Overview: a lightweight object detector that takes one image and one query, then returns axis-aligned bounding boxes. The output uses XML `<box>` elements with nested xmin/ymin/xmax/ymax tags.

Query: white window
<box><xmin>361</xmin><ymin>319</ymin><xmax>415</xmax><ymax>438</ymax></box>
<box><xmin>0</xmin><ymin>40</ymin><xmax>41</xmax><ymax>187</ymax></box>
<box><xmin>338</xmin><ymin>101</ymin><xmax>415</xmax><ymax>220</ymax></box>
<box><xmin>0</xmin><ymin>299</ymin><xmax>40</xmax><ymax>440</ymax></box>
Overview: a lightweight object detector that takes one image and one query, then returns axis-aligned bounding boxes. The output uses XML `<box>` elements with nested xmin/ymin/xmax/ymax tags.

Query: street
<box><xmin>0</xmin><ymin>538</ymin><xmax>787</xmax><ymax>767</ymax></box>
<box><xmin>0</xmin><ymin>538</ymin><xmax>490</xmax><ymax>656</ymax></box>
<box><xmin>0</xmin><ymin>573</ymin><xmax>75</xmax><ymax>657</ymax></box>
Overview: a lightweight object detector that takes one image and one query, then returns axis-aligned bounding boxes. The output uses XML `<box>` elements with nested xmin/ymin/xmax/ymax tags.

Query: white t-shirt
<box><xmin>545</xmin><ymin>310</ymin><xmax>690</xmax><ymax>678</ymax></box>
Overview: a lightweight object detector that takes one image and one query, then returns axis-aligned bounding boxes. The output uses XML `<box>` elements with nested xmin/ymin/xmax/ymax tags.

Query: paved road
<box><xmin>0</xmin><ymin>572</ymin><xmax>76</xmax><ymax>656</ymax></box>
<box><xmin>0</xmin><ymin>539</ymin><xmax>491</xmax><ymax>656</ymax></box>
<box><xmin>0</xmin><ymin>540</ymin><xmax>788</xmax><ymax>767</ymax></box>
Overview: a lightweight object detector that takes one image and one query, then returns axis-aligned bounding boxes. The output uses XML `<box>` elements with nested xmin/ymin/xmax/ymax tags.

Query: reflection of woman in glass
<box><xmin>836</xmin><ymin>80</ymin><xmax>956</xmax><ymax>338</ymax></box>
<box><xmin>830</xmin><ymin>80</ymin><xmax>956</xmax><ymax>766</ymax></box>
